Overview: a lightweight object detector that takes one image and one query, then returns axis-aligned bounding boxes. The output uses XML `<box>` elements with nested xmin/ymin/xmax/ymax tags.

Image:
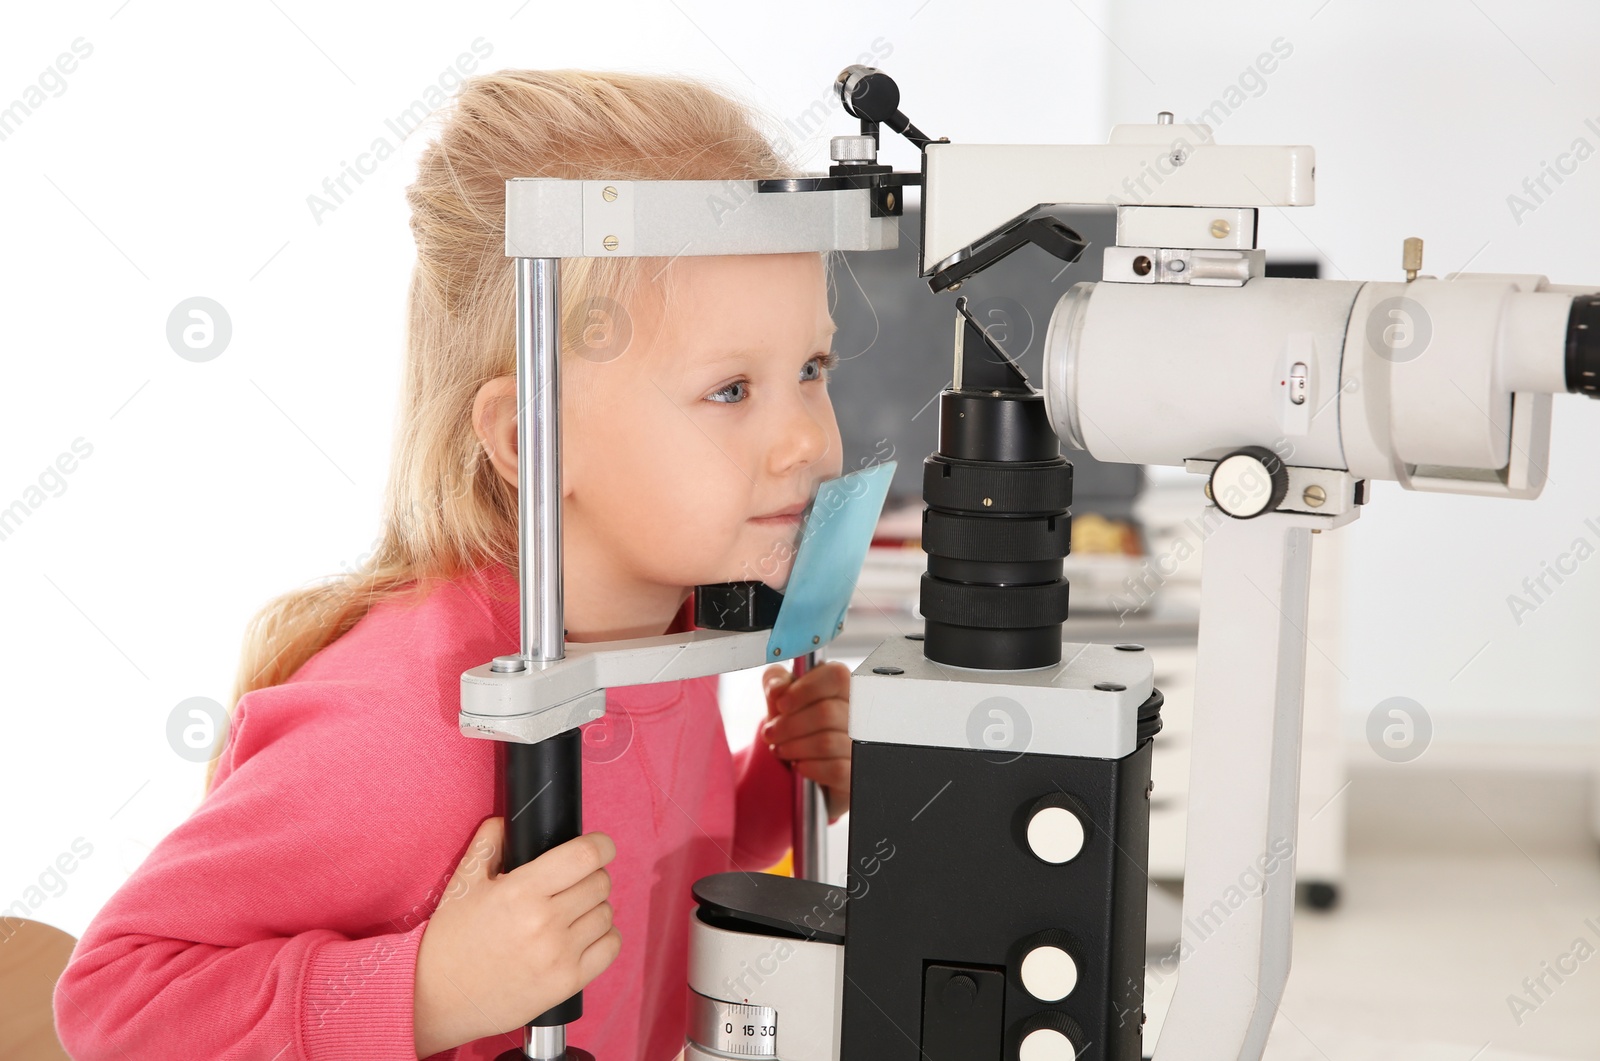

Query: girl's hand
<box><xmin>414</xmin><ymin>817</ymin><xmax>621</xmax><ymax>1057</ymax></box>
<box><xmin>761</xmin><ymin>660</ymin><xmax>852</xmax><ymax>821</ymax></box>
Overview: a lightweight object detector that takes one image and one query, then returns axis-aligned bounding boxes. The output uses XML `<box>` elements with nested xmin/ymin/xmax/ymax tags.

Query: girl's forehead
<box><xmin>660</xmin><ymin>252</ymin><xmax>827</xmax><ymax>302</ymax></box>
<box><xmin>641</xmin><ymin>255</ymin><xmax>832</xmax><ymax>357</ymax></box>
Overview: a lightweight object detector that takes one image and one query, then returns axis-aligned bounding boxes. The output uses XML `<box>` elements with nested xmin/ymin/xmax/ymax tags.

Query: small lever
<box><xmin>1403</xmin><ymin>236</ymin><xmax>1424</xmax><ymax>282</ymax></box>
<box><xmin>835</xmin><ymin>65</ymin><xmax>935</xmax><ymax>150</ymax></box>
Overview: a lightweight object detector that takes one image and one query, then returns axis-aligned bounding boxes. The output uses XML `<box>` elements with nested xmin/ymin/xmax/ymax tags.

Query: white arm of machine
<box><xmin>1153</xmin><ymin>504</ymin><xmax>1356</xmax><ymax>1061</ymax></box>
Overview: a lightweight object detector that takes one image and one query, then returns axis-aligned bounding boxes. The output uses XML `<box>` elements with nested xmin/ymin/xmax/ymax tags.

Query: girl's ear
<box><xmin>471</xmin><ymin>375</ymin><xmax>520</xmax><ymax>488</ymax></box>
<box><xmin>472</xmin><ymin>373</ymin><xmax>583</xmax><ymax>500</ymax></box>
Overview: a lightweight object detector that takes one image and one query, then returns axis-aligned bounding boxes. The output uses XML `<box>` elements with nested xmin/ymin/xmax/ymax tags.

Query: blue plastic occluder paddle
<box><xmin>765</xmin><ymin>460</ymin><xmax>898</xmax><ymax>662</ymax></box>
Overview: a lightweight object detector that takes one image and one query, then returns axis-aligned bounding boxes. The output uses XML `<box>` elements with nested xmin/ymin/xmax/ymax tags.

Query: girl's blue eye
<box><xmin>708</xmin><ymin>380</ymin><xmax>748</xmax><ymax>404</ymax></box>
<box><xmin>706</xmin><ymin>351</ymin><xmax>839</xmax><ymax>405</ymax></box>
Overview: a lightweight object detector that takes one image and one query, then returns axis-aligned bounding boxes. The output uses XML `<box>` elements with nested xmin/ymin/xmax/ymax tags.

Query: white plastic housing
<box><xmin>1043</xmin><ymin>274</ymin><xmax>1585</xmax><ymax>500</ymax></box>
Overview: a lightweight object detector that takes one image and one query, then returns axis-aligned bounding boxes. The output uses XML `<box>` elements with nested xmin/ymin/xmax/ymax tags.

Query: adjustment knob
<box><xmin>1019</xmin><ymin>1027</ymin><xmax>1077</xmax><ymax>1061</ymax></box>
<box><xmin>1025</xmin><ymin>802</ymin><xmax>1084</xmax><ymax>864</ymax></box>
<box><xmin>1566</xmin><ymin>293</ymin><xmax>1600</xmax><ymax>399</ymax></box>
<box><xmin>1020</xmin><ymin>944</ymin><xmax>1078</xmax><ymax>1001</ymax></box>
<box><xmin>1208</xmin><ymin>445</ymin><xmax>1289</xmax><ymax>519</ymax></box>
<box><xmin>941</xmin><ymin>973</ymin><xmax>977</xmax><ymax>1010</ymax></box>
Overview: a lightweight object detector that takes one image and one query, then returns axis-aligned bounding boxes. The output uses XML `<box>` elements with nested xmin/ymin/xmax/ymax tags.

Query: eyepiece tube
<box><xmin>1565</xmin><ymin>292</ymin><xmax>1600</xmax><ymax>398</ymax></box>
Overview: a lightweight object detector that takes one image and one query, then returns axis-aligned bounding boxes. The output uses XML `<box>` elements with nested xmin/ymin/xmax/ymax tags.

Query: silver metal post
<box><xmin>517</xmin><ymin>256</ymin><xmax>565</xmax><ymax>666</ymax></box>
<box><xmin>789</xmin><ymin>652</ymin><xmax>830</xmax><ymax>883</ymax></box>
<box><xmin>526</xmin><ymin>1024</ymin><xmax>565</xmax><ymax>1061</ymax></box>
<box><xmin>515</xmin><ymin>256</ymin><xmax>572</xmax><ymax>1060</ymax></box>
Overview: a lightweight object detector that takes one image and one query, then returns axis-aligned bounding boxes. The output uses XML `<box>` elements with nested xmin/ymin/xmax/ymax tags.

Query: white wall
<box><xmin>1104</xmin><ymin>0</ymin><xmax>1600</xmax><ymax>744</ymax></box>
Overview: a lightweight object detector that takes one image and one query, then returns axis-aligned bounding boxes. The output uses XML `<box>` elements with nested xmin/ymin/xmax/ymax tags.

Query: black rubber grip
<box><xmin>1565</xmin><ymin>293</ymin><xmax>1600</xmax><ymax>398</ymax></box>
<box><xmin>504</xmin><ymin>731</ymin><xmax>584</xmax><ymax>1027</ymax></box>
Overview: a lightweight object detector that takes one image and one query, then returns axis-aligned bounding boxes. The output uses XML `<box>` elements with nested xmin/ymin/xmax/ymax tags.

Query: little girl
<box><xmin>53</xmin><ymin>69</ymin><xmax>855</xmax><ymax>1061</ymax></box>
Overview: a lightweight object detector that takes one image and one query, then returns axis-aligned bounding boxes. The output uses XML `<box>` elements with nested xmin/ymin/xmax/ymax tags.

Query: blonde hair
<box><xmin>206</xmin><ymin>69</ymin><xmax>812</xmax><ymax>795</ymax></box>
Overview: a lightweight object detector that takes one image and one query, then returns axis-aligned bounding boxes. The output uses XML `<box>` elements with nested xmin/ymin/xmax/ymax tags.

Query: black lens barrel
<box><xmin>920</xmin><ymin>384</ymin><xmax>1073</xmax><ymax>671</ymax></box>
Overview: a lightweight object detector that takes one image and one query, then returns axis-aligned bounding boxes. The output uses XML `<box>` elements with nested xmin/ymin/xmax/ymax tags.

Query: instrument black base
<box><xmin>840</xmin><ymin>728</ymin><xmax>1157</xmax><ymax>1061</ymax></box>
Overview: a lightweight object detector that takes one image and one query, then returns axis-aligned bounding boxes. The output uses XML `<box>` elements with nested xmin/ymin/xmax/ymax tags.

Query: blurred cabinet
<box><xmin>1136</xmin><ymin>479</ymin><xmax>1348</xmax><ymax>906</ymax></box>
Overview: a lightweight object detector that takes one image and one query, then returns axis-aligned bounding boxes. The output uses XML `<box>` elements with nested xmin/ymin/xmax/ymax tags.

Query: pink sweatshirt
<box><xmin>53</xmin><ymin>561</ymin><xmax>795</xmax><ymax>1061</ymax></box>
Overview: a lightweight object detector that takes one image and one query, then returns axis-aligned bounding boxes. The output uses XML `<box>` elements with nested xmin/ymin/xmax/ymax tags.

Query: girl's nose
<box><xmin>771</xmin><ymin>399</ymin><xmax>832</xmax><ymax>475</ymax></box>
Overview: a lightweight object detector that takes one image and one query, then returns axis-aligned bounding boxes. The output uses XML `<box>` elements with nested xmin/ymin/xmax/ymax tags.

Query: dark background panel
<box><xmin>826</xmin><ymin>202</ymin><xmax>1145</xmax><ymax>518</ymax></box>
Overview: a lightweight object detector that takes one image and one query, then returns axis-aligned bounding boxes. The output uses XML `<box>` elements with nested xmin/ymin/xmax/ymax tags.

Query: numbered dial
<box><xmin>688</xmin><ymin>989</ymin><xmax>779</xmax><ymax>1057</ymax></box>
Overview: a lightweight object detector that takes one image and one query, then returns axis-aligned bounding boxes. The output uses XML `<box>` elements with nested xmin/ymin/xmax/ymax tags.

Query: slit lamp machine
<box><xmin>456</xmin><ymin>65</ymin><xmax>1600</xmax><ymax>1061</ymax></box>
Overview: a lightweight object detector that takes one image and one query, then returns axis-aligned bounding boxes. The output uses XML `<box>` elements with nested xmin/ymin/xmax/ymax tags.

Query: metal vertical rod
<box><xmin>519</xmin><ymin>255</ymin><xmax>565</xmax><ymax>666</ymax></box>
<box><xmin>789</xmin><ymin>652</ymin><xmax>830</xmax><ymax>883</ymax></box>
<box><xmin>504</xmin><ymin>255</ymin><xmax>582</xmax><ymax>1061</ymax></box>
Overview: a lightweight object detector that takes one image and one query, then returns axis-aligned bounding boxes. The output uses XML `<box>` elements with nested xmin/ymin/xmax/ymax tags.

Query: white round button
<box><xmin>1210</xmin><ymin>452</ymin><xmax>1276</xmax><ymax>517</ymax></box>
<box><xmin>1019</xmin><ymin>945</ymin><xmax>1077</xmax><ymax>1001</ymax></box>
<box><xmin>1026</xmin><ymin>806</ymin><xmax>1084</xmax><ymax>864</ymax></box>
<box><xmin>1019</xmin><ymin>1027</ymin><xmax>1076</xmax><ymax>1061</ymax></box>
